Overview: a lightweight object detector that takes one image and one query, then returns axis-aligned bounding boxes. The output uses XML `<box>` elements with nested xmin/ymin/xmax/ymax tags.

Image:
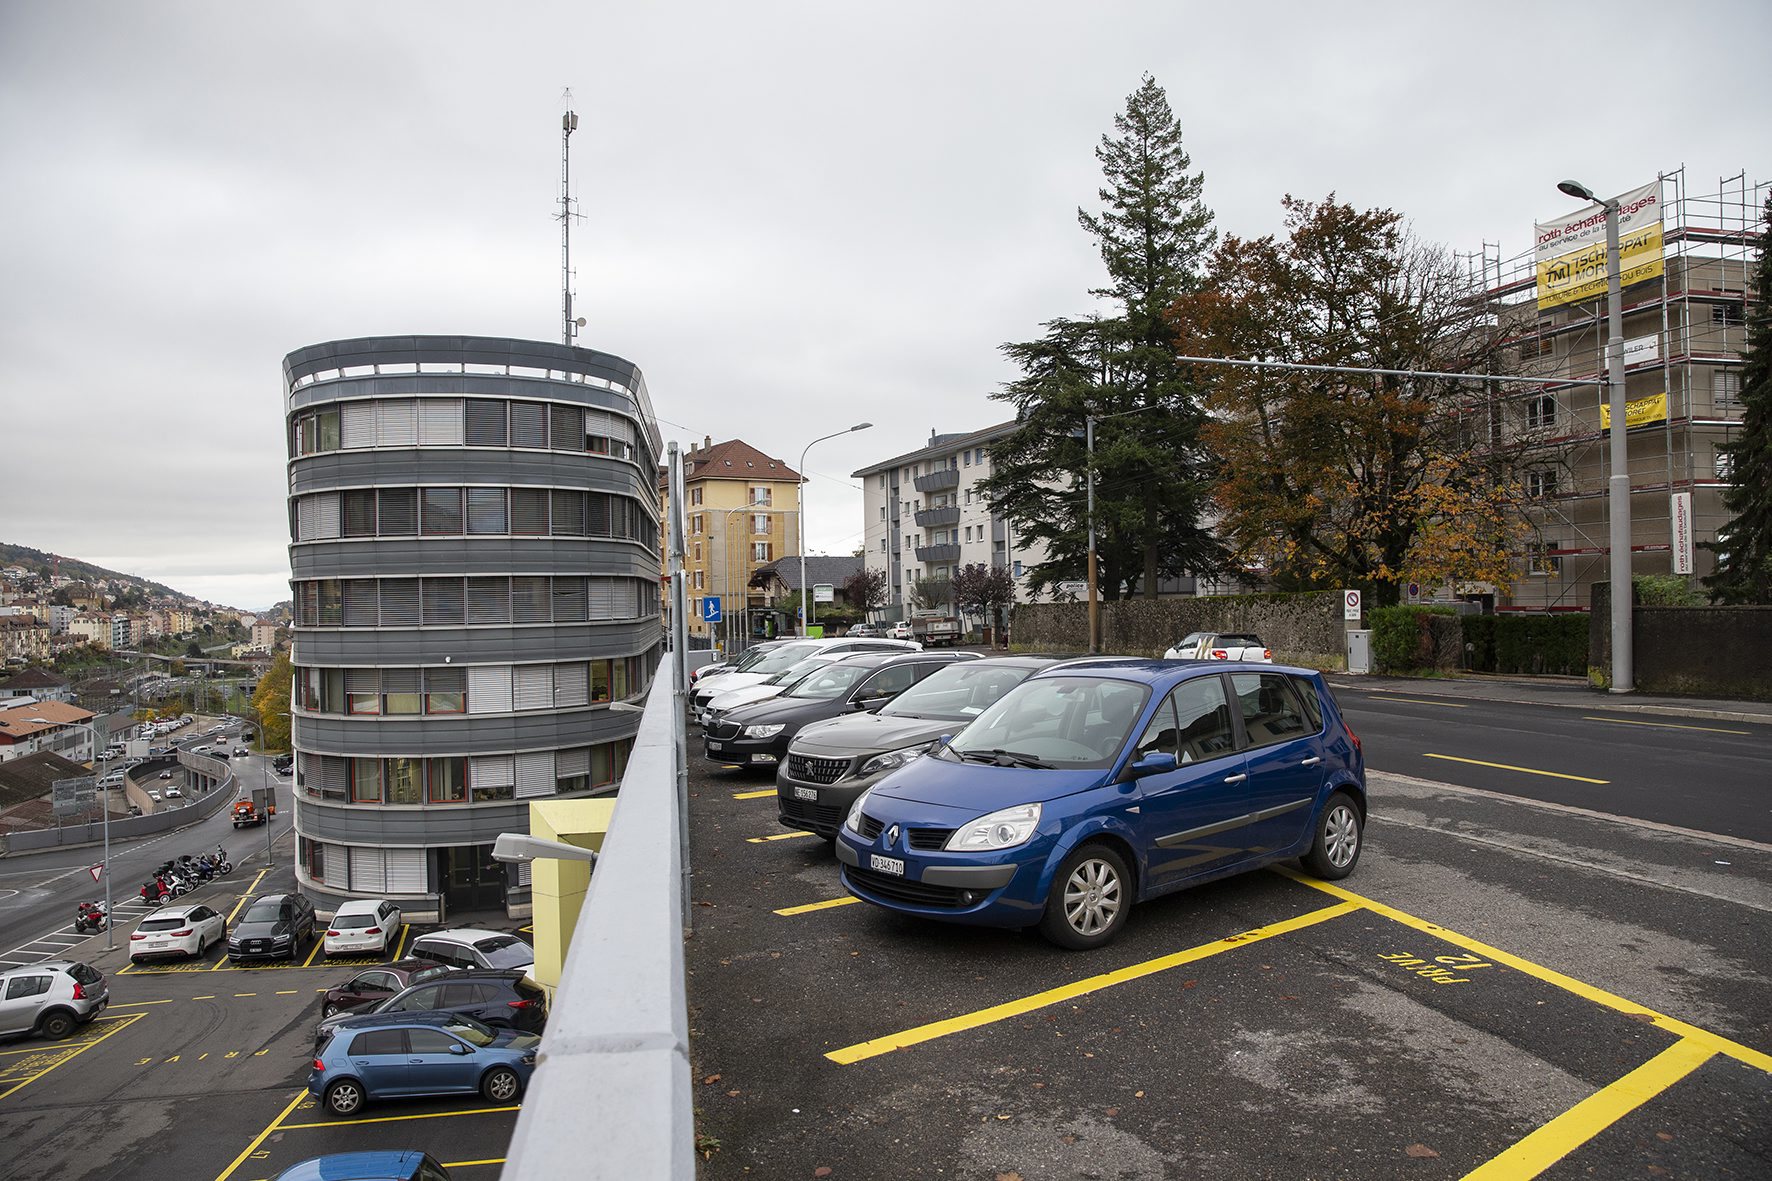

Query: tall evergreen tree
<box><xmin>980</xmin><ymin>75</ymin><xmax>1224</xmax><ymax>600</ymax></box>
<box><xmin>1702</xmin><ymin>194</ymin><xmax>1772</xmax><ymax>604</ymax></box>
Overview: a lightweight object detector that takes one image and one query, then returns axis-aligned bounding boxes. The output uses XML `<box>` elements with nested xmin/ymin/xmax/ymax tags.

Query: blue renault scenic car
<box><xmin>834</xmin><ymin>660</ymin><xmax>1365</xmax><ymax>949</ymax></box>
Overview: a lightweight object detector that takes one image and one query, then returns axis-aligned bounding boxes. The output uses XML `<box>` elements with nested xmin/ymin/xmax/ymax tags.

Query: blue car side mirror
<box><xmin>1128</xmin><ymin>752</ymin><xmax>1178</xmax><ymax>777</ymax></box>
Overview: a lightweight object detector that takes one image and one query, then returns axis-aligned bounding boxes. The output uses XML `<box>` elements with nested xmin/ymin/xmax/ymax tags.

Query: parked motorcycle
<box><xmin>73</xmin><ymin>900</ymin><xmax>108</xmax><ymax>934</ymax></box>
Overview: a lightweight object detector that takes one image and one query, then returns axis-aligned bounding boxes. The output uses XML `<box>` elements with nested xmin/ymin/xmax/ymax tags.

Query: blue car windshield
<box><xmin>945</xmin><ymin>675</ymin><xmax>1150</xmax><ymax>767</ymax></box>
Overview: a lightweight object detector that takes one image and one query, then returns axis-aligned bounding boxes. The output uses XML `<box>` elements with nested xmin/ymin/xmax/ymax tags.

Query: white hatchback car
<box><xmin>324</xmin><ymin>899</ymin><xmax>404</xmax><ymax>959</ymax></box>
<box><xmin>129</xmin><ymin>905</ymin><xmax>226</xmax><ymax>963</ymax></box>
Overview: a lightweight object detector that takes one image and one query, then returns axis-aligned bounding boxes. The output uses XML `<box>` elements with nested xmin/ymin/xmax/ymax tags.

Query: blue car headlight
<box><xmin>946</xmin><ymin>803</ymin><xmax>1042</xmax><ymax>851</ymax></box>
<box><xmin>743</xmin><ymin>723</ymin><xmax>785</xmax><ymax>739</ymax></box>
<box><xmin>859</xmin><ymin>743</ymin><xmax>928</xmax><ymax>777</ymax></box>
<box><xmin>844</xmin><ymin>786</ymin><xmax>876</xmax><ymax>833</ymax></box>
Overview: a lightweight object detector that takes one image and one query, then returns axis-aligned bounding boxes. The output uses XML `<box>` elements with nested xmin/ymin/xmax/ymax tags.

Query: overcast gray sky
<box><xmin>2</xmin><ymin>2</ymin><xmax>1766</xmax><ymax>611</ymax></box>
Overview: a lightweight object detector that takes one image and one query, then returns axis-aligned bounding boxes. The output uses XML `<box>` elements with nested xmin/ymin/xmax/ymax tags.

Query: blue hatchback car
<box><xmin>835</xmin><ymin>660</ymin><xmax>1365</xmax><ymax>949</ymax></box>
<box><xmin>310</xmin><ymin>1010</ymin><xmax>538</xmax><ymax>1116</ymax></box>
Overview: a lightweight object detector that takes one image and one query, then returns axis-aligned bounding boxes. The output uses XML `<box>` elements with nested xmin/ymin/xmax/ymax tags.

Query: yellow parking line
<box><xmin>1276</xmin><ymin>868</ymin><xmax>1772</xmax><ymax>1075</ymax></box>
<box><xmin>275</xmin><ymin>990</ymin><xmax>300</xmax><ymax>995</ymax></box>
<box><xmin>731</xmin><ymin>788</ymin><xmax>775</xmax><ymax>800</ymax></box>
<box><xmin>233</xmin><ymin>993</ymin><xmax>256</xmax><ymax>998</ymax></box>
<box><xmin>226</xmin><ymin>870</ymin><xmax>269</xmax><ymax>923</ymax></box>
<box><xmin>825</xmin><ymin>901</ymin><xmax>1359</xmax><ymax>1065</ymax></box>
<box><xmin>1422</xmin><ymin>753</ymin><xmax>1608</xmax><ymax>784</ymax></box>
<box><xmin>212</xmin><ymin>1088</ymin><xmax>306</xmax><ymax>1181</ymax></box>
<box><xmin>1581</xmin><ymin>715</ymin><xmax>1750</xmax><ymax>736</ymax></box>
<box><xmin>441</xmin><ymin>1161</ymin><xmax>506</xmax><ymax>1171</ymax></box>
<box><xmin>300</xmin><ymin>937</ymin><xmax>325</xmax><ymax>968</ymax></box>
<box><xmin>393</xmin><ymin>923</ymin><xmax>412</xmax><ymax>960</ymax></box>
<box><xmin>1461</xmin><ymin>1038</ymin><xmax>1713</xmax><ymax>1180</ymax></box>
<box><xmin>89</xmin><ymin>998</ymin><xmax>175</xmax><ymax>1009</ymax></box>
<box><xmin>775</xmin><ymin>896</ymin><xmax>861</xmax><ymax>917</ymax></box>
<box><xmin>282</xmin><ymin>1103</ymin><xmax>519</xmax><ymax>1129</ymax></box>
<box><xmin>746</xmin><ymin>831</ymin><xmax>817</xmax><ymax>844</ymax></box>
<box><xmin>0</xmin><ymin>1012</ymin><xmax>144</xmax><ymax>1102</ymax></box>
<box><xmin>192</xmin><ymin>995</ymin><xmax>217</xmax><ymax>1000</ymax></box>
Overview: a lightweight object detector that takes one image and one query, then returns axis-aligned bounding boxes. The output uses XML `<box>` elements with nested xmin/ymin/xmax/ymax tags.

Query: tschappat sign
<box><xmin>1534</xmin><ymin>181</ymin><xmax>1664</xmax><ymax>310</ymax></box>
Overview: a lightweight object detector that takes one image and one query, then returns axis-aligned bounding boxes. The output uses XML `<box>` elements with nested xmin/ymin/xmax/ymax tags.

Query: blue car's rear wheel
<box><xmin>1038</xmin><ymin>843</ymin><xmax>1130</xmax><ymax>950</ymax></box>
<box><xmin>1302</xmin><ymin>792</ymin><xmax>1362</xmax><ymax>880</ymax></box>
<box><xmin>324</xmin><ymin>1079</ymin><xmax>364</xmax><ymax>1116</ymax></box>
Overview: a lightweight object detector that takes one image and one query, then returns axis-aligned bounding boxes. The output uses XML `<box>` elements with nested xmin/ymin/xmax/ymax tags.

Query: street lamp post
<box><xmin>797</xmin><ymin>423</ymin><xmax>873</xmax><ymax>636</ymax></box>
<box><xmin>1085</xmin><ymin>414</ymin><xmax>1098</xmax><ymax>655</ymax></box>
<box><xmin>1558</xmin><ymin>179</ymin><xmax>1633</xmax><ymax>693</ymax></box>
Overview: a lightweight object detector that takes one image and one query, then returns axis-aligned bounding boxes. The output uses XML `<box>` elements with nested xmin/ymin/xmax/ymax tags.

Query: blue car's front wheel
<box><xmin>1038</xmin><ymin>843</ymin><xmax>1131</xmax><ymax>950</ymax></box>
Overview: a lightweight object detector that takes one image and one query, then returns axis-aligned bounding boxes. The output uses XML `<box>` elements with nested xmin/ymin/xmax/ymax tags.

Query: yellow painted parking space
<box><xmin>225</xmin><ymin>870</ymin><xmax>270</xmax><ymax>923</ymax></box>
<box><xmin>746</xmin><ymin>830</ymin><xmax>818</xmax><ymax>844</ymax></box>
<box><xmin>1422</xmin><ymin>752</ymin><xmax>1609</xmax><ymax>784</ymax></box>
<box><xmin>213</xmin><ymin>1088</ymin><xmax>306</xmax><ymax>1181</ymax></box>
<box><xmin>1461</xmin><ymin>1039</ymin><xmax>1714</xmax><ymax>1180</ymax></box>
<box><xmin>1581</xmin><ymin>715</ymin><xmax>1750</xmax><ymax>736</ymax></box>
<box><xmin>0</xmin><ymin>1013</ymin><xmax>145</xmax><ymax>1102</ymax></box>
<box><xmin>826</xmin><ymin>901</ymin><xmax>1359</xmax><ymax>1064</ymax></box>
<box><xmin>731</xmin><ymin>788</ymin><xmax>775</xmax><ymax>800</ymax></box>
<box><xmin>775</xmin><ymin>896</ymin><xmax>861</xmax><ymax>917</ymax></box>
<box><xmin>281</xmin><ymin>1102</ymin><xmax>520</xmax><ymax>1130</ymax></box>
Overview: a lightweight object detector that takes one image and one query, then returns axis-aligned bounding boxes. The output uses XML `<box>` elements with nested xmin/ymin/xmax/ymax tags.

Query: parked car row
<box><xmin>700</xmin><ymin>646</ymin><xmax>1368</xmax><ymax>953</ymax></box>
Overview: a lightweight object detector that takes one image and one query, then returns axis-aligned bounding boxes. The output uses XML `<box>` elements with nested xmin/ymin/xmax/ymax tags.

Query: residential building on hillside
<box><xmin>1473</xmin><ymin>169</ymin><xmax>1764</xmax><ymax>610</ymax></box>
<box><xmin>284</xmin><ymin>334</ymin><xmax>662</xmax><ymax>918</ymax></box>
<box><xmin>251</xmin><ymin>620</ymin><xmax>279</xmax><ymax>650</ymax></box>
<box><xmin>0</xmin><ymin>615</ymin><xmax>50</xmax><ymax>664</ymax></box>
<box><xmin>853</xmin><ymin>424</ymin><xmax>1051</xmax><ymax>625</ymax></box>
<box><xmin>67</xmin><ymin>614</ymin><xmax>109</xmax><ymax>649</ymax></box>
<box><xmin>47</xmin><ymin>604</ymin><xmax>76</xmax><ymax>634</ymax></box>
<box><xmin>660</xmin><ymin>436</ymin><xmax>802</xmax><ymax>645</ymax></box>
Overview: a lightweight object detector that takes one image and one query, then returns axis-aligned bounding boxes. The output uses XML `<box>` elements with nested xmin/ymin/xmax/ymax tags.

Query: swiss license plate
<box><xmin>869</xmin><ymin>854</ymin><xmax>905</xmax><ymax>876</ymax></box>
<box><xmin>793</xmin><ymin>786</ymin><xmax>818</xmax><ymax>801</ymax></box>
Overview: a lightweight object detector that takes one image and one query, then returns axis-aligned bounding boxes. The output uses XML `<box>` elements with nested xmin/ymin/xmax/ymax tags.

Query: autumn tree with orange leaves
<box><xmin>1169</xmin><ymin>196</ymin><xmax>1528</xmax><ymax>606</ymax></box>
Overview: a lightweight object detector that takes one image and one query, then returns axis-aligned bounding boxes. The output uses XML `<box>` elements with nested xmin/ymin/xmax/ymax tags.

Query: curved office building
<box><xmin>284</xmin><ymin>336</ymin><xmax>662</xmax><ymax>918</ymax></box>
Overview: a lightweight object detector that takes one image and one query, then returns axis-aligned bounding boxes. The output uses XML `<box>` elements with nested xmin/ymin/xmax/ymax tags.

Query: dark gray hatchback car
<box><xmin>776</xmin><ymin>655</ymin><xmax>1062</xmax><ymax>840</ymax></box>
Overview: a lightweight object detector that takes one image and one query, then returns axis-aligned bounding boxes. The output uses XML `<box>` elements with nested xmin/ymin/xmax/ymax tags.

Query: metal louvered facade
<box><xmin>286</xmin><ymin>335</ymin><xmax>661</xmax><ymax>920</ymax></box>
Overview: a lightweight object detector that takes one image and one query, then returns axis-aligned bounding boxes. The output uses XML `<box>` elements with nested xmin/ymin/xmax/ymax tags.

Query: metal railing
<box><xmin>502</xmin><ymin>654</ymin><xmax>694</xmax><ymax>1178</ymax></box>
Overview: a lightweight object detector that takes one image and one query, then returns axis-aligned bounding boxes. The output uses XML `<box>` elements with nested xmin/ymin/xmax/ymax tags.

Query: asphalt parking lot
<box><xmin>0</xmin><ymin>862</ymin><xmax>526</xmax><ymax>1181</ymax></box>
<box><xmin>686</xmin><ymin>752</ymin><xmax>1772</xmax><ymax>1178</ymax></box>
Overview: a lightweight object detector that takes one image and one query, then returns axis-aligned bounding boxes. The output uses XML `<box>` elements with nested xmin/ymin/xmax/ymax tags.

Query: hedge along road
<box><xmin>1333</xmin><ymin>689</ymin><xmax>1772</xmax><ymax>842</ymax></box>
<box><xmin>683</xmin><ymin>737</ymin><xmax>1772</xmax><ymax>1180</ymax></box>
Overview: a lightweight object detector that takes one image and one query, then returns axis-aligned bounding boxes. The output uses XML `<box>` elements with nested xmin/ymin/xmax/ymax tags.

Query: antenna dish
<box><xmin>575</xmin><ymin>317</ymin><xmax>587</xmax><ymax>328</ymax></box>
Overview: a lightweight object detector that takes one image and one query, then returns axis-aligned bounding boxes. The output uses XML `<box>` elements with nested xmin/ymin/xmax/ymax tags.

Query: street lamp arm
<box><xmin>797</xmin><ymin>423</ymin><xmax>872</xmax><ymax>635</ymax></box>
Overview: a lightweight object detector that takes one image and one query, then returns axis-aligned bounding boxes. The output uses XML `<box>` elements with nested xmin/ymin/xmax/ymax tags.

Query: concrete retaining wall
<box><xmin>3</xmin><ymin>763</ymin><xmax>237</xmax><ymax>854</ymax></box>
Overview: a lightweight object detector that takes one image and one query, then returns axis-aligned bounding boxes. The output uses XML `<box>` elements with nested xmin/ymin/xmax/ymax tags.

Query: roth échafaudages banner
<box><xmin>1534</xmin><ymin>181</ymin><xmax>1664</xmax><ymax>310</ymax></box>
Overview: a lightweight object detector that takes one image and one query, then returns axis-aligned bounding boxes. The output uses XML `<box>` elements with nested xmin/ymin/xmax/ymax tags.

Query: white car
<box><xmin>164</xmin><ymin>785</ymin><xmax>182</xmax><ymax>798</ymax></box>
<box><xmin>324</xmin><ymin>899</ymin><xmax>404</xmax><ymax>959</ymax></box>
<box><xmin>703</xmin><ymin>654</ymin><xmax>844</xmax><ymax>720</ymax></box>
<box><xmin>147</xmin><ymin>790</ymin><xmax>162</xmax><ymax>801</ymax></box>
<box><xmin>1163</xmin><ymin>632</ymin><xmax>1273</xmax><ymax>662</ymax></box>
<box><xmin>406</xmin><ymin>928</ymin><xmax>535</xmax><ymax>976</ymax></box>
<box><xmin>887</xmin><ymin>622</ymin><xmax>914</xmax><ymax>640</ymax></box>
<box><xmin>158</xmin><ymin>770</ymin><xmax>174</xmax><ymax>780</ymax></box>
<box><xmin>129</xmin><ymin>904</ymin><xmax>226</xmax><ymax>962</ymax></box>
<box><xmin>691</xmin><ymin>638</ymin><xmax>921</xmax><ymax>721</ymax></box>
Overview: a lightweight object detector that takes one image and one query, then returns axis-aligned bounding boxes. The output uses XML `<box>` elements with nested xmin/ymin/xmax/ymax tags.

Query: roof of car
<box><xmin>822</xmin><ymin>649</ymin><xmax>976</xmax><ymax>669</ymax></box>
<box><xmin>416</xmin><ymin>928</ymin><xmax>530</xmax><ymax>946</ymax></box>
<box><xmin>0</xmin><ymin>960</ymin><xmax>81</xmax><ymax>976</ymax></box>
<box><xmin>326</xmin><ymin>1008</ymin><xmax>479</xmax><ymax>1032</ymax></box>
<box><xmin>272</xmin><ymin>1150</ymin><xmax>437</xmax><ymax>1181</ymax></box>
<box><xmin>150</xmin><ymin>904</ymin><xmax>210</xmax><ymax>919</ymax></box>
<box><xmin>331</xmin><ymin>898</ymin><xmax>391</xmax><ymax>916</ymax></box>
<box><xmin>1029</xmin><ymin>657</ymin><xmax>1303</xmax><ymax>684</ymax></box>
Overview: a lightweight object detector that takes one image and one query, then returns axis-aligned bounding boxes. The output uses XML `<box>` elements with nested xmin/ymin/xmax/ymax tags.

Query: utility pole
<box><xmin>558</xmin><ymin>92</ymin><xmax>583</xmax><ymax>346</ymax></box>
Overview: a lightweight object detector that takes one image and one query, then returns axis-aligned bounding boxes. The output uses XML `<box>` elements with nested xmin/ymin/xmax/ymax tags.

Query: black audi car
<box><xmin>703</xmin><ymin>650</ymin><xmax>979</xmax><ymax>770</ymax></box>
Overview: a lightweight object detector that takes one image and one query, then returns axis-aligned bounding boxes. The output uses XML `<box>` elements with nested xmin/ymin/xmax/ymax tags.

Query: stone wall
<box><xmin>1011</xmin><ymin>591</ymin><xmax>1345</xmax><ymax>668</ymax></box>
<box><xmin>1590</xmin><ymin>583</ymin><xmax>1772</xmax><ymax>700</ymax></box>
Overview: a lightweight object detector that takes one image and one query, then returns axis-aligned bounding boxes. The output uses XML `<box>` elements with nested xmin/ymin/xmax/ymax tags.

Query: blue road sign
<box><xmin>702</xmin><ymin>596</ymin><xmax>723</xmax><ymax>623</ymax></box>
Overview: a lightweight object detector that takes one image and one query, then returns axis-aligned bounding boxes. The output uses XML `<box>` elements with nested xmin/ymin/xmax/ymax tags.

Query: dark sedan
<box><xmin>321</xmin><ymin>960</ymin><xmax>456</xmax><ymax>1018</ymax></box>
<box><xmin>314</xmin><ymin>969</ymin><xmax>547</xmax><ymax>1051</ymax></box>
<box><xmin>703</xmin><ymin>651</ymin><xmax>979</xmax><ymax>770</ymax></box>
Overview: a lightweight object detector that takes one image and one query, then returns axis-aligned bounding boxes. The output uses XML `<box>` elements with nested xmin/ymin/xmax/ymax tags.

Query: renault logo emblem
<box><xmin>886</xmin><ymin>824</ymin><xmax>900</xmax><ymax>845</ymax></box>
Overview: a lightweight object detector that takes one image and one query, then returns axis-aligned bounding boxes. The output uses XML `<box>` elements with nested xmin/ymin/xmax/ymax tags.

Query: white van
<box><xmin>98</xmin><ymin>771</ymin><xmax>126</xmax><ymax>788</ymax></box>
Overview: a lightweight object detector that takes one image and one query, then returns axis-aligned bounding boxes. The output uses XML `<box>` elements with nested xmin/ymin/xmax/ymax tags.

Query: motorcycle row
<box><xmin>72</xmin><ymin>849</ymin><xmax>237</xmax><ymax>933</ymax></box>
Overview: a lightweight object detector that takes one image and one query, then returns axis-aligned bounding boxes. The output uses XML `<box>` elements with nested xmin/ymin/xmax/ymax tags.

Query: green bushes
<box><xmin>1374</xmin><ymin>607</ymin><xmax>1590</xmax><ymax>675</ymax></box>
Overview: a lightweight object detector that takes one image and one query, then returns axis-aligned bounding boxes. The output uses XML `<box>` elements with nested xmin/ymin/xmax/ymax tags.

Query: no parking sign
<box><xmin>1343</xmin><ymin>589</ymin><xmax>1362</xmax><ymax>620</ymax></box>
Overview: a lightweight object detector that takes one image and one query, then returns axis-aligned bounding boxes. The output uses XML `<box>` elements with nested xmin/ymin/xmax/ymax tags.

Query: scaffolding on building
<box><xmin>1466</xmin><ymin>167</ymin><xmax>1766</xmax><ymax>610</ymax></box>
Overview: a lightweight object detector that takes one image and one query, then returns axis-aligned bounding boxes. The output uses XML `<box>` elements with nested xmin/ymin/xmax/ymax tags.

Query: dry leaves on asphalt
<box><xmin>1405</xmin><ymin>1144</ymin><xmax>1441</xmax><ymax>1159</ymax></box>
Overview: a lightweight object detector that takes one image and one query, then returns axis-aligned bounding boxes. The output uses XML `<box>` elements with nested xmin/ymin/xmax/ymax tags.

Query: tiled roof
<box><xmin>0</xmin><ymin>668</ymin><xmax>67</xmax><ymax>691</ymax></box>
<box><xmin>757</xmin><ymin>555</ymin><xmax>862</xmax><ymax>591</ymax></box>
<box><xmin>677</xmin><ymin>439</ymin><xmax>799</xmax><ymax>486</ymax></box>
<box><xmin>0</xmin><ymin>750</ymin><xmax>94</xmax><ymax>809</ymax></box>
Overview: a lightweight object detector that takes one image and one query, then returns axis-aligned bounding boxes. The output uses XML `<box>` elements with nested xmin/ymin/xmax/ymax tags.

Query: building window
<box><xmin>1526</xmin><ymin>540</ymin><xmax>1561</xmax><ymax>577</ymax></box>
<box><xmin>1714</xmin><ymin>301</ymin><xmax>1745</xmax><ymax>327</ymax></box>
<box><xmin>351</xmin><ymin>758</ymin><xmax>382</xmax><ymax>803</ymax></box>
<box><xmin>690</xmin><ymin>486</ymin><xmax>703</xmax><ymax>506</ymax></box>
<box><xmin>1525</xmin><ymin>396</ymin><xmax>1557</xmax><ymax>430</ymax></box>
<box><xmin>752</xmin><ymin>514</ymin><xmax>771</xmax><ymax>534</ymax></box>
<box><xmin>750</xmin><ymin>486</ymin><xmax>772</xmax><ymax>506</ymax></box>
<box><xmin>386</xmin><ymin>758</ymin><xmax>423</xmax><ymax>805</ymax></box>
<box><xmin>752</xmin><ymin>542</ymin><xmax>772</xmax><ymax>562</ymax></box>
<box><xmin>420</xmin><ymin>488</ymin><xmax>463</xmax><ymax>535</ymax></box>
<box><xmin>428</xmin><ymin>757</ymin><xmax>467</xmax><ymax>803</ymax></box>
<box><xmin>881</xmin><ymin>538</ymin><xmax>888</xmax><ymax>552</ymax></box>
<box><xmin>963</xmin><ymin>450</ymin><xmax>971</xmax><ymax>466</ymax></box>
<box><xmin>1714</xmin><ymin>370</ymin><xmax>1741</xmax><ymax>411</ymax></box>
<box><xmin>1525</xmin><ymin>468</ymin><xmax>1559</xmax><ymax>498</ymax></box>
<box><xmin>1518</xmin><ymin>336</ymin><xmax>1553</xmax><ymax>361</ymax></box>
<box><xmin>1716</xmin><ymin>450</ymin><xmax>1733</xmax><ymax>480</ymax></box>
<box><xmin>425</xmin><ymin>667</ymin><xmax>465</xmax><ymax>714</ymax></box>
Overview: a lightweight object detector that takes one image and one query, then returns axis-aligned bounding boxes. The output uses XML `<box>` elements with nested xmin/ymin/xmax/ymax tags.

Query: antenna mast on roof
<box><xmin>558</xmin><ymin>89</ymin><xmax>584</xmax><ymax>346</ymax></box>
